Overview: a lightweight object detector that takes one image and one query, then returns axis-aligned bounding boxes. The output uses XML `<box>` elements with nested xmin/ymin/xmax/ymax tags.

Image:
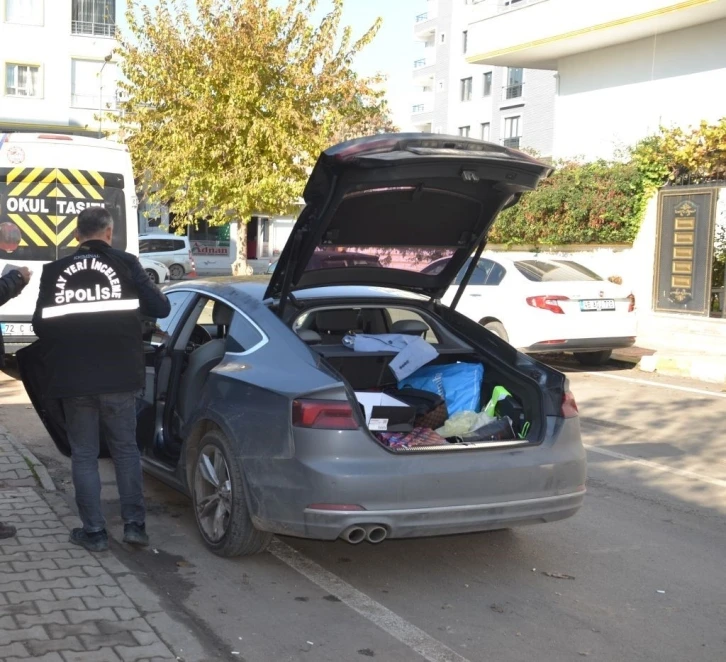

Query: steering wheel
<box><xmin>187</xmin><ymin>324</ymin><xmax>213</xmax><ymax>352</ymax></box>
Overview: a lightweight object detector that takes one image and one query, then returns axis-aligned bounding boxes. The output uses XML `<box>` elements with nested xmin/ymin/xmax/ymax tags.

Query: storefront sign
<box><xmin>191</xmin><ymin>241</ymin><xmax>230</xmax><ymax>256</ymax></box>
<box><xmin>653</xmin><ymin>188</ymin><xmax>717</xmax><ymax>315</ymax></box>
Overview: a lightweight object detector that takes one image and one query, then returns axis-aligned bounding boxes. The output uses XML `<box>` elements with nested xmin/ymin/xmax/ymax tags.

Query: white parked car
<box><xmin>139</xmin><ymin>234</ymin><xmax>197</xmax><ymax>280</ymax></box>
<box><xmin>139</xmin><ymin>257</ymin><xmax>170</xmax><ymax>285</ymax></box>
<box><xmin>423</xmin><ymin>254</ymin><xmax>636</xmax><ymax>366</ymax></box>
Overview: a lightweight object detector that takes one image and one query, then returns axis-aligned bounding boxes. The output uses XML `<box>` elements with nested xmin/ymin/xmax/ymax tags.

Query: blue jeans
<box><xmin>63</xmin><ymin>392</ymin><xmax>145</xmax><ymax>533</ymax></box>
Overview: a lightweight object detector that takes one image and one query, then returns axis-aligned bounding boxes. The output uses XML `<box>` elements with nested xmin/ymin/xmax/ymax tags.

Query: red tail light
<box><xmin>627</xmin><ymin>293</ymin><xmax>636</xmax><ymax>313</ymax></box>
<box><xmin>293</xmin><ymin>400</ymin><xmax>359</xmax><ymax>430</ymax></box>
<box><xmin>526</xmin><ymin>295</ymin><xmax>569</xmax><ymax>314</ymax></box>
<box><xmin>561</xmin><ymin>392</ymin><xmax>579</xmax><ymax>418</ymax></box>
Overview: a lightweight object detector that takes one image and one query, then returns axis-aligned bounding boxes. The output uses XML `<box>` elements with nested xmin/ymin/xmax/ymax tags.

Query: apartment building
<box><xmin>466</xmin><ymin>0</ymin><xmax>726</xmax><ymax>160</ymax></box>
<box><xmin>411</xmin><ymin>0</ymin><xmax>556</xmax><ymax>158</ymax></box>
<box><xmin>0</xmin><ymin>0</ymin><xmax>124</xmax><ymax>136</ymax></box>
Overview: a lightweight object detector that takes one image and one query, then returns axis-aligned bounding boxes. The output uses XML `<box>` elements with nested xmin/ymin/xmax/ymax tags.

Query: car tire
<box><xmin>573</xmin><ymin>350</ymin><xmax>612</xmax><ymax>366</ymax></box>
<box><xmin>145</xmin><ymin>268</ymin><xmax>159</xmax><ymax>284</ymax></box>
<box><xmin>482</xmin><ymin>321</ymin><xmax>509</xmax><ymax>343</ymax></box>
<box><xmin>169</xmin><ymin>264</ymin><xmax>185</xmax><ymax>280</ymax></box>
<box><xmin>191</xmin><ymin>429</ymin><xmax>272</xmax><ymax>557</ymax></box>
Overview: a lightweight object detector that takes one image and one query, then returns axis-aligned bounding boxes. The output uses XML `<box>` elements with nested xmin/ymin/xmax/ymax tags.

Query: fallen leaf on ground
<box><xmin>542</xmin><ymin>572</ymin><xmax>575</xmax><ymax>580</ymax></box>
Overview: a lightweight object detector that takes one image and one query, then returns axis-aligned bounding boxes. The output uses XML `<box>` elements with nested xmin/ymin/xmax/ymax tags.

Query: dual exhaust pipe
<box><xmin>341</xmin><ymin>524</ymin><xmax>388</xmax><ymax>545</ymax></box>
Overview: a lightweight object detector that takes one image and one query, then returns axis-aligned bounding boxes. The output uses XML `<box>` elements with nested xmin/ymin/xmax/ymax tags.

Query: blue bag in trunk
<box><xmin>397</xmin><ymin>363</ymin><xmax>484</xmax><ymax>415</ymax></box>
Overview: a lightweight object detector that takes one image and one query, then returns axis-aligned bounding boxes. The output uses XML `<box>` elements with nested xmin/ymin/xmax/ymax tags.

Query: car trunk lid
<box><xmin>264</xmin><ymin>134</ymin><xmax>553</xmax><ymax>306</ymax></box>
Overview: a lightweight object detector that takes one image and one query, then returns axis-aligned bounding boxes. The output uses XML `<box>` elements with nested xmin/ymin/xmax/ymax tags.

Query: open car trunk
<box><xmin>292</xmin><ymin>303</ymin><xmax>546</xmax><ymax>453</ymax></box>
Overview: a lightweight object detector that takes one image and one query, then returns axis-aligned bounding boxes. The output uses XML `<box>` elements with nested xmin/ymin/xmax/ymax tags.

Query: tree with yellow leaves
<box><xmin>117</xmin><ymin>0</ymin><xmax>395</xmax><ymax>274</ymax></box>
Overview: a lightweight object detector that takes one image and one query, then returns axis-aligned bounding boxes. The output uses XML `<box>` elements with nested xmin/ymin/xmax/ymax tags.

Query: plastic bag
<box><xmin>435</xmin><ymin>410</ymin><xmax>495</xmax><ymax>437</ymax></box>
<box><xmin>398</xmin><ymin>362</ymin><xmax>484</xmax><ymax>415</ymax></box>
<box><xmin>483</xmin><ymin>385</ymin><xmax>512</xmax><ymax>418</ymax></box>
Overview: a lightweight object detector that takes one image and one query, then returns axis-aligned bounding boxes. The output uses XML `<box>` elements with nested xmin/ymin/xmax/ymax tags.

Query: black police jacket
<box><xmin>0</xmin><ymin>269</ymin><xmax>27</xmax><ymax>367</ymax></box>
<box><xmin>31</xmin><ymin>240</ymin><xmax>171</xmax><ymax>399</ymax></box>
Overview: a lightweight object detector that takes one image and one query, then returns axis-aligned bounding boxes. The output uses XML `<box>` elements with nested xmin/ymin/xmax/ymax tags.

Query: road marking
<box><xmin>585</xmin><ymin>444</ymin><xmax>726</xmax><ymax>488</ymax></box>
<box><xmin>270</xmin><ymin>540</ymin><xmax>472</xmax><ymax>662</ymax></box>
<box><xmin>574</xmin><ymin>369</ymin><xmax>726</xmax><ymax>399</ymax></box>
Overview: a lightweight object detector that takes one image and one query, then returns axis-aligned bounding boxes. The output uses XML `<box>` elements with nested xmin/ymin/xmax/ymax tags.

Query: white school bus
<box><xmin>0</xmin><ymin>132</ymin><xmax>138</xmax><ymax>355</ymax></box>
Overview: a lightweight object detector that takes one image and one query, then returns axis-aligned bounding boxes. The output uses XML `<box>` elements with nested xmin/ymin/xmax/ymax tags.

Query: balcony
<box><xmin>466</xmin><ymin>0</ymin><xmax>726</xmax><ymax>69</ymax></box>
<box><xmin>71</xmin><ymin>20</ymin><xmax>116</xmax><ymax>38</ymax></box>
<box><xmin>503</xmin><ymin>83</ymin><xmax>523</xmax><ymax>101</ymax></box>
<box><xmin>503</xmin><ymin>137</ymin><xmax>521</xmax><ymax>148</ymax></box>
<box><xmin>414</xmin><ymin>9</ymin><xmax>437</xmax><ymax>41</ymax></box>
<box><xmin>413</xmin><ymin>56</ymin><xmax>436</xmax><ymax>78</ymax></box>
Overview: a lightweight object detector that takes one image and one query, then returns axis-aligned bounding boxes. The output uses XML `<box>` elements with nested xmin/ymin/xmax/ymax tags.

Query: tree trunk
<box><xmin>231</xmin><ymin>220</ymin><xmax>253</xmax><ymax>276</ymax></box>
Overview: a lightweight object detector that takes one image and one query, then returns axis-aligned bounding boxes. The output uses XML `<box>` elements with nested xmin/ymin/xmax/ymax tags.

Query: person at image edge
<box><xmin>0</xmin><ymin>264</ymin><xmax>32</xmax><ymax>540</ymax></box>
<box><xmin>32</xmin><ymin>207</ymin><xmax>171</xmax><ymax>552</ymax></box>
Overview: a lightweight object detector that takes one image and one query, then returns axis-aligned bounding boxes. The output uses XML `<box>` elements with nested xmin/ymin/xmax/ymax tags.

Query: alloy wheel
<box><xmin>194</xmin><ymin>444</ymin><xmax>233</xmax><ymax>543</ymax></box>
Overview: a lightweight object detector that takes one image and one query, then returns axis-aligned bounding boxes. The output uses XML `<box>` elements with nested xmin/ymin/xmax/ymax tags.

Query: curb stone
<box><xmin>0</xmin><ymin>427</ymin><xmax>56</xmax><ymax>492</ymax></box>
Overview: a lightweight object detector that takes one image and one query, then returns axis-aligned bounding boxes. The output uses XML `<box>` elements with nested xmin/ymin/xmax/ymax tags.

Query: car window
<box><xmin>453</xmin><ymin>259</ymin><xmax>496</xmax><ymax>286</ymax></box>
<box><xmin>172</xmin><ymin>239</ymin><xmax>187</xmax><ymax>251</ymax></box>
<box><xmin>514</xmin><ymin>260</ymin><xmax>603</xmax><ymax>282</ymax></box>
<box><xmin>150</xmin><ymin>291</ymin><xmax>195</xmax><ymax>344</ymax></box>
<box><xmin>228</xmin><ymin>312</ymin><xmax>264</xmax><ymax>353</ymax></box>
<box><xmin>485</xmin><ymin>261</ymin><xmax>506</xmax><ymax>285</ymax></box>
<box><xmin>421</xmin><ymin>259</ymin><xmax>449</xmax><ymax>276</ymax></box>
<box><xmin>197</xmin><ymin>299</ymin><xmax>216</xmax><ymax>325</ymax></box>
<box><xmin>385</xmin><ymin>308</ymin><xmax>439</xmax><ymax>344</ymax></box>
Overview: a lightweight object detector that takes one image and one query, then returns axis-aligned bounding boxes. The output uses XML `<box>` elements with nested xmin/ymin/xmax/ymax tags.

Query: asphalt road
<box><xmin>1</xmin><ymin>357</ymin><xmax>725</xmax><ymax>662</ymax></box>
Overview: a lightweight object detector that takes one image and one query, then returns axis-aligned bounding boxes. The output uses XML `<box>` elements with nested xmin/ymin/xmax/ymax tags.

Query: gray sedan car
<box><xmin>21</xmin><ymin>134</ymin><xmax>586</xmax><ymax>557</ymax></box>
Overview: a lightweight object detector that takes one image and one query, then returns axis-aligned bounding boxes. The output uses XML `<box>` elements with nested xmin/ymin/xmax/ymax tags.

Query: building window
<box><xmin>458</xmin><ymin>126</ymin><xmax>470</xmax><ymax>137</ymax></box>
<box><xmin>4</xmin><ymin>0</ymin><xmax>43</xmax><ymax>24</ymax></box>
<box><xmin>505</xmin><ymin>67</ymin><xmax>523</xmax><ymax>99</ymax></box>
<box><xmin>483</xmin><ymin>72</ymin><xmax>492</xmax><ymax>97</ymax></box>
<box><xmin>503</xmin><ymin>116</ymin><xmax>521</xmax><ymax>148</ymax></box>
<box><xmin>5</xmin><ymin>63</ymin><xmax>41</xmax><ymax>97</ymax></box>
<box><xmin>72</xmin><ymin>0</ymin><xmax>116</xmax><ymax>37</ymax></box>
<box><xmin>460</xmin><ymin>77</ymin><xmax>472</xmax><ymax>102</ymax></box>
<box><xmin>71</xmin><ymin>58</ymin><xmax>117</xmax><ymax>109</ymax></box>
<box><xmin>462</xmin><ymin>30</ymin><xmax>468</xmax><ymax>54</ymax></box>
<box><xmin>481</xmin><ymin>122</ymin><xmax>491</xmax><ymax>141</ymax></box>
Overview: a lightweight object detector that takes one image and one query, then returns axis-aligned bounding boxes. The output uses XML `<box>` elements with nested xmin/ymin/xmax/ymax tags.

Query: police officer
<box><xmin>0</xmin><ymin>264</ymin><xmax>31</xmax><ymax>540</ymax></box>
<box><xmin>32</xmin><ymin>207</ymin><xmax>171</xmax><ymax>552</ymax></box>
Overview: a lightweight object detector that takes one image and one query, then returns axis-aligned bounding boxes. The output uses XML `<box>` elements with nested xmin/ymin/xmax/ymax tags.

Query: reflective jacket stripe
<box><xmin>41</xmin><ymin>299</ymin><xmax>140</xmax><ymax>319</ymax></box>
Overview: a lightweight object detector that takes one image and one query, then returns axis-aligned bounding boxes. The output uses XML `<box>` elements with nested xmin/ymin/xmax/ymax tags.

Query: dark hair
<box><xmin>77</xmin><ymin>207</ymin><xmax>113</xmax><ymax>239</ymax></box>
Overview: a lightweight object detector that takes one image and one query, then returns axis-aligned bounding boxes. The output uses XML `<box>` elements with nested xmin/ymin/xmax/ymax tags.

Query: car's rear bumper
<box><xmin>253</xmin><ymin>489</ymin><xmax>585</xmax><ymax>540</ymax></box>
<box><xmin>244</xmin><ymin>417</ymin><xmax>586</xmax><ymax>542</ymax></box>
<box><xmin>3</xmin><ymin>336</ymin><xmax>37</xmax><ymax>354</ymax></box>
<box><xmin>524</xmin><ymin>336</ymin><xmax>636</xmax><ymax>353</ymax></box>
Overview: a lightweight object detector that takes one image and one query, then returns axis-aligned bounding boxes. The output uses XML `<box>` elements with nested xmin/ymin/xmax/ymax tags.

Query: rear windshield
<box><xmin>514</xmin><ymin>260</ymin><xmax>603</xmax><ymax>282</ymax></box>
<box><xmin>0</xmin><ymin>168</ymin><xmax>126</xmax><ymax>262</ymax></box>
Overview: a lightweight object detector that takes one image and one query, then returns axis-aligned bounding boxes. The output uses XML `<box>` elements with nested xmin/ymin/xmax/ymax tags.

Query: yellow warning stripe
<box><xmin>28</xmin><ymin>214</ymin><xmax>57</xmax><ymax>244</ymax></box>
<box><xmin>9</xmin><ymin>214</ymin><xmax>46</xmax><ymax>247</ymax></box>
<box><xmin>88</xmin><ymin>170</ymin><xmax>104</xmax><ymax>187</ymax></box>
<box><xmin>28</xmin><ymin>180</ymin><xmax>53</xmax><ymax>197</ymax></box>
<box><xmin>6</xmin><ymin>167</ymin><xmax>25</xmax><ymax>183</ymax></box>
<box><xmin>47</xmin><ymin>215</ymin><xmax>66</xmax><ymax>228</ymax></box>
<box><xmin>60</xmin><ymin>181</ymin><xmax>85</xmax><ymax>199</ymax></box>
<box><xmin>56</xmin><ymin>221</ymin><xmax>78</xmax><ymax>246</ymax></box>
<box><xmin>46</xmin><ymin>186</ymin><xmax>66</xmax><ymax>198</ymax></box>
<box><xmin>81</xmin><ymin>185</ymin><xmax>103</xmax><ymax>200</ymax></box>
<box><xmin>10</xmin><ymin>167</ymin><xmax>45</xmax><ymax>196</ymax></box>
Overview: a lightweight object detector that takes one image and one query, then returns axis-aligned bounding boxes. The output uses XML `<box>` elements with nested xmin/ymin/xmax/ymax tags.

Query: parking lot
<box><xmin>1</xmin><ymin>357</ymin><xmax>725</xmax><ymax>662</ymax></box>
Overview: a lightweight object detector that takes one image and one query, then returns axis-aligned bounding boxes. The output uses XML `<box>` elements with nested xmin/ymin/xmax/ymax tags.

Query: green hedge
<box><xmin>489</xmin><ymin>160</ymin><xmax>650</xmax><ymax>246</ymax></box>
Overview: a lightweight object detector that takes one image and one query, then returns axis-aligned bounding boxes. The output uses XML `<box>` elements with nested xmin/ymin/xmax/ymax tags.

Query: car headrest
<box><xmin>212</xmin><ymin>301</ymin><xmax>234</xmax><ymax>326</ymax></box>
<box><xmin>315</xmin><ymin>309</ymin><xmax>359</xmax><ymax>333</ymax></box>
<box><xmin>390</xmin><ymin>319</ymin><xmax>430</xmax><ymax>336</ymax></box>
<box><xmin>297</xmin><ymin>329</ymin><xmax>322</xmax><ymax>345</ymax></box>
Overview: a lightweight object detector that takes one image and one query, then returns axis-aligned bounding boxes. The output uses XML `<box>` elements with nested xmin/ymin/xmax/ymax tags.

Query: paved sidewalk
<box><xmin>0</xmin><ymin>428</ymin><xmax>189</xmax><ymax>662</ymax></box>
